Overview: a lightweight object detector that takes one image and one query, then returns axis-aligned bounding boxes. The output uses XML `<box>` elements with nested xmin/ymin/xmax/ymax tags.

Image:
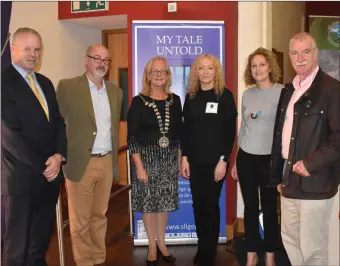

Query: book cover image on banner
<box><xmin>131</xmin><ymin>20</ymin><xmax>226</xmax><ymax>245</ymax></box>
<box><xmin>309</xmin><ymin>16</ymin><xmax>340</xmax><ymax>81</ymax></box>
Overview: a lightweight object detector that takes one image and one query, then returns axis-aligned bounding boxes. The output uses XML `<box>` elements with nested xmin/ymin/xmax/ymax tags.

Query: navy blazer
<box><xmin>1</xmin><ymin>65</ymin><xmax>67</xmax><ymax>196</ymax></box>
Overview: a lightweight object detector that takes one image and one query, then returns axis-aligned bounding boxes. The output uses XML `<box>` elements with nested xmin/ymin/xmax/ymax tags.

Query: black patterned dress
<box><xmin>127</xmin><ymin>93</ymin><xmax>182</xmax><ymax>213</ymax></box>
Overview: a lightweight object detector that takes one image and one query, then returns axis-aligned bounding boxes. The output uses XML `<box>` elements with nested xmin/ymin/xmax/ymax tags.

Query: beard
<box><xmin>93</xmin><ymin>69</ymin><xmax>107</xmax><ymax>79</ymax></box>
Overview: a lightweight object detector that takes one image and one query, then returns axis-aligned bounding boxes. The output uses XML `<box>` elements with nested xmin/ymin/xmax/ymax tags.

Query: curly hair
<box><xmin>243</xmin><ymin>47</ymin><xmax>281</xmax><ymax>86</ymax></box>
<box><xmin>140</xmin><ymin>56</ymin><xmax>172</xmax><ymax>96</ymax></box>
<box><xmin>188</xmin><ymin>54</ymin><xmax>225</xmax><ymax>98</ymax></box>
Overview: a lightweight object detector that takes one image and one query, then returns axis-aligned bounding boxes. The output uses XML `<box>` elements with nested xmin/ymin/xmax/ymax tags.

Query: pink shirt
<box><xmin>281</xmin><ymin>66</ymin><xmax>319</xmax><ymax>159</ymax></box>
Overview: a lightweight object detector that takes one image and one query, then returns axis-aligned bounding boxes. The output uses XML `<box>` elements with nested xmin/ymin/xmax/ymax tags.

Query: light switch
<box><xmin>168</xmin><ymin>2</ymin><xmax>177</xmax><ymax>12</ymax></box>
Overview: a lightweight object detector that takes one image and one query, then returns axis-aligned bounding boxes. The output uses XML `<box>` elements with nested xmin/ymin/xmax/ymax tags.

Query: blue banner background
<box><xmin>132</xmin><ymin>21</ymin><xmax>226</xmax><ymax>243</ymax></box>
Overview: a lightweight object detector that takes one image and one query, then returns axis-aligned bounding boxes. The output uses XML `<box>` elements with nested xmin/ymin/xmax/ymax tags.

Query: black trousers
<box><xmin>236</xmin><ymin>148</ymin><xmax>278</xmax><ymax>252</ymax></box>
<box><xmin>190</xmin><ymin>163</ymin><xmax>224</xmax><ymax>266</ymax></box>
<box><xmin>2</xmin><ymin>181</ymin><xmax>60</xmax><ymax>266</ymax></box>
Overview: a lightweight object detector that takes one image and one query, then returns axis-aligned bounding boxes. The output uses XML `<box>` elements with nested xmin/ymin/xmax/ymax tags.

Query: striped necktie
<box><xmin>27</xmin><ymin>73</ymin><xmax>49</xmax><ymax>121</ymax></box>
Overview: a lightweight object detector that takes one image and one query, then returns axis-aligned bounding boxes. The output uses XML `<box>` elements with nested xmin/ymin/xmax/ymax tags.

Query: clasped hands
<box><xmin>43</xmin><ymin>153</ymin><xmax>63</xmax><ymax>182</ymax></box>
<box><xmin>136</xmin><ymin>160</ymin><xmax>183</xmax><ymax>184</ymax></box>
<box><xmin>181</xmin><ymin>157</ymin><xmax>226</xmax><ymax>182</ymax></box>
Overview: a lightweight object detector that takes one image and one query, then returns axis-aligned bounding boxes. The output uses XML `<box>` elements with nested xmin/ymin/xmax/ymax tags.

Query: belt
<box><xmin>91</xmin><ymin>152</ymin><xmax>111</xmax><ymax>158</ymax></box>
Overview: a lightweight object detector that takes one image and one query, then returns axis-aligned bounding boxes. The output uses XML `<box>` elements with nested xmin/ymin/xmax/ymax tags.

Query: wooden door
<box><xmin>103</xmin><ymin>29</ymin><xmax>128</xmax><ymax>185</ymax></box>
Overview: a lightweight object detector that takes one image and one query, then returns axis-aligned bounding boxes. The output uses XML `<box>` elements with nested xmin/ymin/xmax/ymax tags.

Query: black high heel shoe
<box><xmin>146</xmin><ymin>250</ymin><xmax>158</xmax><ymax>266</ymax></box>
<box><xmin>156</xmin><ymin>244</ymin><xmax>176</xmax><ymax>263</ymax></box>
<box><xmin>146</xmin><ymin>259</ymin><xmax>157</xmax><ymax>266</ymax></box>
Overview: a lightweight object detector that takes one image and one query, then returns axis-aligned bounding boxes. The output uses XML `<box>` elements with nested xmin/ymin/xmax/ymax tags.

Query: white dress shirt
<box><xmin>87</xmin><ymin>76</ymin><xmax>112</xmax><ymax>155</ymax></box>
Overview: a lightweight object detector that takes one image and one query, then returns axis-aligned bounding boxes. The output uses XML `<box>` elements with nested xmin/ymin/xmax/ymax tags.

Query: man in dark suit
<box><xmin>1</xmin><ymin>27</ymin><xmax>67</xmax><ymax>266</ymax></box>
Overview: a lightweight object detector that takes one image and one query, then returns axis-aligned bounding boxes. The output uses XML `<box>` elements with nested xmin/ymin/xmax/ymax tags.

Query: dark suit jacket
<box><xmin>1</xmin><ymin>65</ymin><xmax>67</xmax><ymax>196</ymax></box>
<box><xmin>269</xmin><ymin>69</ymin><xmax>340</xmax><ymax>200</ymax></box>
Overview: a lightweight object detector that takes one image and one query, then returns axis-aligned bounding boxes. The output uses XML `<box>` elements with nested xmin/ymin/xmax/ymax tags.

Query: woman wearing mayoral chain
<box><xmin>127</xmin><ymin>56</ymin><xmax>182</xmax><ymax>266</ymax></box>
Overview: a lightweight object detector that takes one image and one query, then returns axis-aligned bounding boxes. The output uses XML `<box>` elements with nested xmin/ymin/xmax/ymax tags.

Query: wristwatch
<box><xmin>219</xmin><ymin>155</ymin><xmax>229</xmax><ymax>163</ymax></box>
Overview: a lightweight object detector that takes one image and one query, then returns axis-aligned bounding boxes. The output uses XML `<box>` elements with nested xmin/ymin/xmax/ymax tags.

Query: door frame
<box><xmin>102</xmin><ymin>29</ymin><xmax>127</xmax><ymax>48</ymax></box>
<box><xmin>102</xmin><ymin>29</ymin><xmax>128</xmax><ymax>83</ymax></box>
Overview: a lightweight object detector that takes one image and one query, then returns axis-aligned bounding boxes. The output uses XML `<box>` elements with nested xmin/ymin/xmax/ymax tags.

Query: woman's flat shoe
<box><xmin>156</xmin><ymin>245</ymin><xmax>176</xmax><ymax>262</ymax></box>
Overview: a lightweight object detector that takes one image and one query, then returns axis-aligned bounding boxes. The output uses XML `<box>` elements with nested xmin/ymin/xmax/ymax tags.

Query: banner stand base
<box><xmin>133</xmin><ymin>237</ymin><xmax>227</xmax><ymax>246</ymax></box>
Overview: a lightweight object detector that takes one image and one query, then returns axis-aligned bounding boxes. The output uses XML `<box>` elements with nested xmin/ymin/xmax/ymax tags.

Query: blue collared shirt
<box><xmin>87</xmin><ymin>76</ymin><xmax>112</xmax><ymax>155</ymax></box>
<box><xmin>12</xmin><ymin>63</ymin><xmax>49</xmax><ymax>111</ymax></box>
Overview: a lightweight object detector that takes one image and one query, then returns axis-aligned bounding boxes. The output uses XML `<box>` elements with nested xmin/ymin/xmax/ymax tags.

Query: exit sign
<box><xmin>71</xmin><ymin>1</ymin><xmax>109</xmax><ymax>13</ymax></box>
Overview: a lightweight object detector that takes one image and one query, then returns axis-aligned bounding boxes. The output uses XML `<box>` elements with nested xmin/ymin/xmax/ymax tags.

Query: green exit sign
<box><xmin>71</xmin><ymin>1</ymin><xmax>109</xmax><ymax>13</ymax></box>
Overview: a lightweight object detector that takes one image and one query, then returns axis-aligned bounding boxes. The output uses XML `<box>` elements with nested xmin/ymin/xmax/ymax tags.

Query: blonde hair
<box><xmin>243</xmin><ymin>47</ymin><xmax>281</xmax><ymax>86</ymax></box>
<box><xmin>12</xmin><ymin>27</ymin><xmax>41</xmax><ymax>45</ymax></box>
<box><xmin>140</xmin><ymin>56</ymin><xmax>172</xmax><ymax>96</ymax></box>
<box><xmin>188</xmin><ymin>54</ymin><xmax>225</xmax><ymax>98</ymax></box>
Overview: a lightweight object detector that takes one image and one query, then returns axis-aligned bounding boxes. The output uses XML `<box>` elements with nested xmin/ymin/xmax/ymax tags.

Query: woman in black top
<box><xmin>181</xmin><ymin>54</ymin><xmax>237</xmax><ymax>266</ymax></box>
<box><xmin>127</xmin><ymin>57</ymin><xmax>182</xmax><ymax>266</ymax></box>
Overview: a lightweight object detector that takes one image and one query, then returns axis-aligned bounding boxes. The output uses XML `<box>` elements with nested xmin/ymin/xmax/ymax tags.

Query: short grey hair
<box><xmin>12</xmin><ymin>27</ymin><xmax>42</xmax><ymax>45</ymax></box>
<box><xmin>289</xmin><ymin>32</ymin><xmax>317</xmax><ymax>50</ymax></box>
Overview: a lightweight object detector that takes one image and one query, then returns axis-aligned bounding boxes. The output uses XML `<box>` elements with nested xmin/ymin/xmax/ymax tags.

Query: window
<box><xmin>169</xmin><ymin>65</ymin><xmax>191</xmax><ymax>106</ymax></box>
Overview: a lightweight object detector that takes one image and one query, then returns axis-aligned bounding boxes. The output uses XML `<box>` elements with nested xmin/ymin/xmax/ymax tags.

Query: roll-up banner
<box><xmin>131</xmin><ymin>20</ymin><xmax>226</xmax><ymax>245</ymax></box>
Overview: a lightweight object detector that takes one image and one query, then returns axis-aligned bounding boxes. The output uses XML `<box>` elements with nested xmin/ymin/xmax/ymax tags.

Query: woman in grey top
<box><xmin>231</xmin><ymin>48</ymin><xmax>283</xmax><ymax>266</ymax></box>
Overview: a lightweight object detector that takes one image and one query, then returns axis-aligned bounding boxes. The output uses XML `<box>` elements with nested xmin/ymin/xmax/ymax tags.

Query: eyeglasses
<box><xmin>86</xmin><ymin>55</ymin><xmax>111</xmax><ymax>65</ymax></box>
<box><xmin>150</xmin><ymin>69</ymin><xmax>167</xmax><ymax>76</ymax></box>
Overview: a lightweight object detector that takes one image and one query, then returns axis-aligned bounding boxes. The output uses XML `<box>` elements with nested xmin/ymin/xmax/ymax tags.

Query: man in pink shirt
<box><xmin>269</xmin><ymin>32</ymin><xmax>340</xmax><ymax>266</ymax></box>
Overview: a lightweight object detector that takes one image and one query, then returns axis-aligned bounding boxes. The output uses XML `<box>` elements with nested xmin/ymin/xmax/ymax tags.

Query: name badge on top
<box><xmin>205</xmin><ymin>102</ymin><xmax>218</xmax><ymax>114</ymax></box>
